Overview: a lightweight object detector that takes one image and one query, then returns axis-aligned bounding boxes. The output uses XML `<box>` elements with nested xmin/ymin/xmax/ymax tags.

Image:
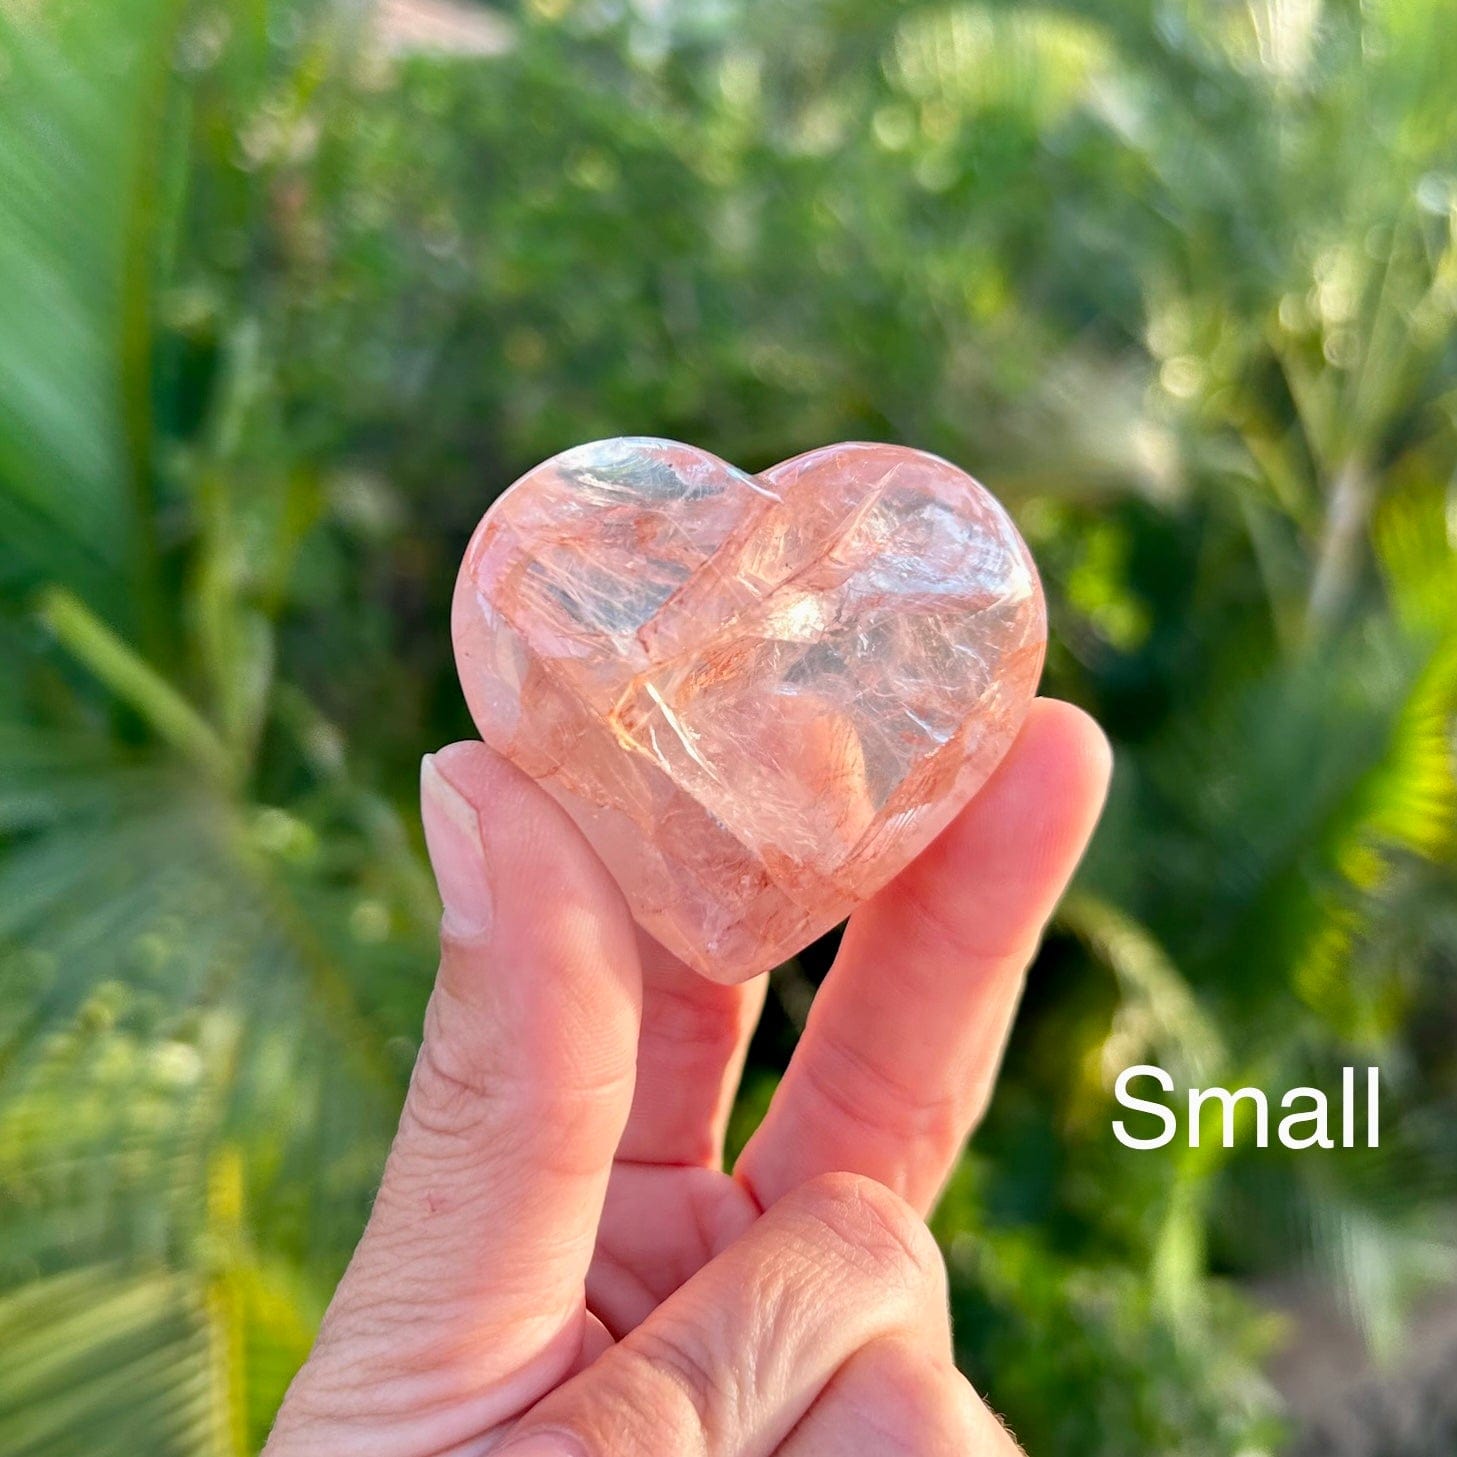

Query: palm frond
<box><xmin>0</xmin><ymin>0</ymin><xmax>186</xmax><ymax>624</ymax></box>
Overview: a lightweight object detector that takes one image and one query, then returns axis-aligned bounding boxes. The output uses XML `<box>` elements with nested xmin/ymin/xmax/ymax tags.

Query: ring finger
<box><xmin>737</xmin><ymin>699</ymin><xmax>1112</xmax><ymax>1214</ymax></box>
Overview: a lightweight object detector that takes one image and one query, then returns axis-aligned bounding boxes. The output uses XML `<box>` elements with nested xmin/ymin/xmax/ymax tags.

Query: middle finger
<box><xmin>614</xmin><ymin>926</ymin><xmax>767</xmax><ymax>1167</ymax></box>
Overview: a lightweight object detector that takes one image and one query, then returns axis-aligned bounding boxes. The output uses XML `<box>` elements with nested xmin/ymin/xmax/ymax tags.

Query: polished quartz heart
<box><xmin>452</xmin><ymin>439</ymin><xmax>1045</xmax><ymax>983</ymax></box>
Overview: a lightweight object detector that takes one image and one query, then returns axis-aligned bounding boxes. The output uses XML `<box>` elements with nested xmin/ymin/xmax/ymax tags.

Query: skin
<box><xmin>264</xmin><ymin>698</ymin><xmax>1111</xmax><ymax>1456</ymax></box>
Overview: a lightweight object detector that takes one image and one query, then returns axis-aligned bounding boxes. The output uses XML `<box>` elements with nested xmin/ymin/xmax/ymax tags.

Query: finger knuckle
<box><xmin>642</xmin><ymin>976</ymin><xmax>749</xmax><ymax>1062</ymax></box>
<box><xmin>896</xmin><ymin>869</ymin><xmax>1040</xmax><ymax>970</ymax></box>
<box><xmin>794</xmin><ymin>1172</ymin><xmax>946</xmax><ymax>1295</ymax></box>
<box><xmin>405</xmin><ymin>985</ymin><xmax>633</xmax><ymax>1170</ymax></box>
<box><xmin>803</xmin><ymin>1026</ymin><xmax>966</xmax><ymax>1149</ymax></box>
<box><xmin>624</xmin><ymin>1323</ymin><xmax>732</xmax><ymax>1431</ymax></box>
<box><xmin>559</xmin><ymin>1327</ymin><xmax>727</xmax><ymax>1451</ymax></box>
<box><xmin>404</xmin><ymin>1033</ymin><xmax>496</xmax><ymax>1144</ymax></box>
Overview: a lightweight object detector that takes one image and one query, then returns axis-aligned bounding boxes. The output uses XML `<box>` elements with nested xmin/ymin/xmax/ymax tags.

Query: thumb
<box><xmin>268</xmin><ymin>743</ymin><xmax>641</xmax><ymax>1454</ymax></box>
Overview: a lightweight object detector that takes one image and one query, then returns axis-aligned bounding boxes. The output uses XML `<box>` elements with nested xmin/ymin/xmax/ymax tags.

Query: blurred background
<box><xmin>1</xmin><ymin>0</ymin><xmax>1455</xmax><ymax>1453</ymax></box>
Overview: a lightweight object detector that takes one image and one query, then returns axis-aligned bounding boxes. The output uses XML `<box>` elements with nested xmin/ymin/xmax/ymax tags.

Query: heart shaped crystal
<box><xmin>453</xmin><ymin>439</ymin><xmax>1045</xmax><ymax>982</ymax></box>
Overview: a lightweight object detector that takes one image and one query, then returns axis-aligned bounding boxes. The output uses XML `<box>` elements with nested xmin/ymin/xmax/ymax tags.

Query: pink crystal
<box><xmin>452</xmin><ymin>439</ymin><xmax>1046</xmax><ymax>983</ymax></box>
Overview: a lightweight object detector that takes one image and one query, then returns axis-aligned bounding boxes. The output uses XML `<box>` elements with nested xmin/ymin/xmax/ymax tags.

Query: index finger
<box><xmin>268</xmin><ymin>744</ymin><xmax>642</xmax><ymax>1453</ymax></box>
<box><xmin>736</xmin><ymin>699</ymin><xmax>1111</xmax><ymax>1214</ymax></box>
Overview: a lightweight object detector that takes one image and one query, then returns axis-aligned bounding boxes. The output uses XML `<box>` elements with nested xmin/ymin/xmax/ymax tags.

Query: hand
<box><xmin>264</xmin><ymin>699</ymin><xmax>1110</xmax><ymax>1455</ymax></box>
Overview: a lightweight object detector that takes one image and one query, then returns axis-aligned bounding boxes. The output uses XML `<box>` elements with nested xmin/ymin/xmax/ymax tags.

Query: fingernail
<box><xmin>420</xmin><ymin>753</ymin><xmax>494</xmax><ymax>937</ymax></box>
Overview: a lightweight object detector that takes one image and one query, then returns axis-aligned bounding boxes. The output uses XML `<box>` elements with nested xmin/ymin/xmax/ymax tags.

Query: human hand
<box><xmin>264</xmin><ymin>699</ymin><xmax>1110</xmax><ymax>1455</ymax></box>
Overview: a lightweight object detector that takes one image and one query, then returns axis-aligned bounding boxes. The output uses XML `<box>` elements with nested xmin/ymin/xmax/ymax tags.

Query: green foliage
<box><xmin>1</xmin><ymin>1</ymin><xmax>1455</xmax><ymax>1453</ymax></box>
